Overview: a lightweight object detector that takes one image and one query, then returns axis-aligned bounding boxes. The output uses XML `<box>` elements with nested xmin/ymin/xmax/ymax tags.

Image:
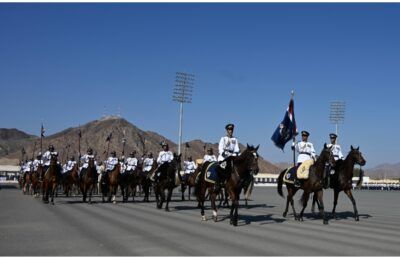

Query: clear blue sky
<box><xmin>1</xmin><ymin>3</ymin><xmax>399</xmax><ymax>168</ymax></box>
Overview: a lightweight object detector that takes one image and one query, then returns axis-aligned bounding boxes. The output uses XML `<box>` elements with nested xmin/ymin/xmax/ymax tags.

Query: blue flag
<box><xmin>271</xmin><ymin>98</ymin><xmax>297</xmax><ymax>150</ymax></box>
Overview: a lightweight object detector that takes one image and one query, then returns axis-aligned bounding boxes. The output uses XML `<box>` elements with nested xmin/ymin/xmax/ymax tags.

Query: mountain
<box><xmin>0</xmin><ymin>116</ymin><xmax>280</xmax><ymax>174</ymax></box>
<box><xmin>365</xmin><ymin>163</ymin><xmax>400</xmax><ymax>179</ymax></box>
<box><xmin>0</xmin><ymin>128</ymin><xmax>37</xmax><ymax>157</ymax></box>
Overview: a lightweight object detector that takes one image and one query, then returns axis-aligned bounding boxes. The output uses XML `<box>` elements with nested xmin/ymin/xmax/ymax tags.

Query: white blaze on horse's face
<box><xmin>253</xmin><ymin>152</ymin><xmax>258</xmax><ymax>159</ymax></box>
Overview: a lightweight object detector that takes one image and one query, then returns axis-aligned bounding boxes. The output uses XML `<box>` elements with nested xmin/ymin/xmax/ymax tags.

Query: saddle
<box><xmin>297</xmin><ymin>159</ymin><xmax>314</xmax><ymax>179</ymax></box>
<box><xmin>204</xmin><ymin>162</ymin><xmax>219</xmax><ymax>184</ymax></box>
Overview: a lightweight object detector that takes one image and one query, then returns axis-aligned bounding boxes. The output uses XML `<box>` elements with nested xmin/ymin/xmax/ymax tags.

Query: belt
<box><xmin>299</xmin><ymin>152</ymin><xmax>311</xmax><ymax>156</ymax></box>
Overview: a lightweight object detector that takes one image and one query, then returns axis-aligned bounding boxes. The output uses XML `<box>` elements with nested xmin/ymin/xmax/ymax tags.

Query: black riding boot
<box><xmin>294</xmin><ymin>175</ymin><xmax>301</xmax><ymax>188</ymax></box>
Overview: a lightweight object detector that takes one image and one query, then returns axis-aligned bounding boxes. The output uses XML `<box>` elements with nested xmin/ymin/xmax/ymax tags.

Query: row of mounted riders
<box><xmin>18</xmin><ymin>144</ymin><xmax>366</xmax><ymax>227</ymax></box>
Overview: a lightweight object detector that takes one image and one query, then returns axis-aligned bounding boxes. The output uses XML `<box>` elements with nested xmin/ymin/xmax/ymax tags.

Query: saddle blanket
<box><xmin>204</xmin><ymin>162</ymin><xmax>219</xmax><ymax>184</ymax></box>
<box><xmin>283</xmin><ymin>167</ymin><xmax>295</xmax><ymax>184</ymax></box>
<box><xmin>297</xmin><ymin>159</ymin><xmax>314</xmax><ymax>179</ymax></box>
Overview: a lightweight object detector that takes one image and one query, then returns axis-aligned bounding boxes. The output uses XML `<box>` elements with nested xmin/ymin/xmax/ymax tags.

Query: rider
<box><xmin>203</xmin><ymin>147</ymin><xmax>217</xmax><ymax>162</ymax></box>
<box><xmin>33</xmin><ymin>153</ymin><xmax>43</xmax><ymax>171</ymax></box>
<box><xmin>324</xmin><ymin>133</ymin><xmax>344</xmax><ymax>188</ymax></box>
<box><xmin>143</xmin><ymin>152</ymin><xmax>154</xmax><ymax>174</ymax></box>
<box><xmin>126</xmin><ymin>151</ymin><xmax>138</xmax><ymax>172</ymax></box>
<box><xmin>183</xmin><ymin>156</ymin><xmax>197</xmax><ymax>182</ymax></box>
<box><xmin>152</xmin><ymin>141</ymin><xmax>174</xmax><ymax>181</ymax></box>
<box><xmin>106</xmin><ymin>151</ymin><xmax>119</xmax><ymax>172</ymax></box>
<box><xmin>215</xmin><ymin>123</ymin><xmax>240</xmax><ymax>191</ymax></box>
<box><xmin>66</xmin><ymin>156</ymin><xmax>77</xmax><ymax>172</ymax></box>
<box><xmin>292</xmin><ymin>131</ymin><xmax>316</xmax><ymax>187</ymax></box>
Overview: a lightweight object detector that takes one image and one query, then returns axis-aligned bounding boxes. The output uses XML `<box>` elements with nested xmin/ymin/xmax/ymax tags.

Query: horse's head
<box><xmin>171</xmin><ymin>153</ymin><xmax>182</xmax><ymax>173</ymax></box>
<box><xmin>319</xmin><ymin>143</ymin><xmax>336</xmax><ymax>167</ymax></box>
<box><xmin>50</xmin><ymin>153</ymin><xmax>58</xmax><ymax>165</ymax></box>
<box><xmin>243</xmin><ymin>144</ymin><xmax>260</xmax><ymax>175</ymax></box>
<box><xmin>350</xmin><ymin>145</ymin><xmax>366</xmax><ymax>166</ymax></box>
<box><xmin>88</xmin><ymin>157</ymin><xmax>95</xmax><ymax>167</ymax></box>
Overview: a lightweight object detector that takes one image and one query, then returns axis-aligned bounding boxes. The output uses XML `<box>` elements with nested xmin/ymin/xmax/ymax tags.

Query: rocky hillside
<box><xmin>0</xmin><ymin>116</ymin><xmax>280</xmax><ymax>174</ymax></box>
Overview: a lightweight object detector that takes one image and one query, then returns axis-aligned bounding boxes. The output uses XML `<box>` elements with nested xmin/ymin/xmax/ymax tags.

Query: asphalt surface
<box><xmin>1</xmin><ymin>184</ymin><xmax>399</xmax><ymax>256</ymax></box>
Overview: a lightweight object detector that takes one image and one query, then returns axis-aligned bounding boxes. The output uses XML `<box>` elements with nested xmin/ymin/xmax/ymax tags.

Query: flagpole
<box><xmin>291</xmin><ymin>90</ymin><xmax>296</xmax><ymax>167</ymax></box>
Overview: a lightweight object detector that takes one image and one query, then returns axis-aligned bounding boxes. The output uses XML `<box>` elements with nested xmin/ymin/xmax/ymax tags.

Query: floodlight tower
<box><xmin>330</xmin><ymin>101</ymin><xmax>346</xmax><ymax>137</ymax></box>
<box><xmin>172</xmin><ymin>72</ymin><xmax>195</xmax><ymax>155</ymax></box>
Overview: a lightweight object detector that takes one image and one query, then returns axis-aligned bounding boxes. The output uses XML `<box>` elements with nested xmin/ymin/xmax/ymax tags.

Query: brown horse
<box><xmin>30</xmin><ymin>165</ymin><xmax>42</xmax><ymax>197</ymax></box>
<box><xmin>195</xmin><ymin>144</ymin><xmax>260</xmax><ymax>226</ymax></box>
<box><xmin>101</xmin><ymin>163</ymin><xmax>121</xmax><ymax>203</ymax></box>
<box><xmin>63</xmin><ymin>164</ymin><xmax>79</xmax><ymax>197</ymax></box>
<box><xmin>42</xmin><ymin>154</ymin><xmax>60</xmax><ymax>204</ymax></box>
<box><xmin>120</xmin><ymin>164</ymin><xmax>142</xmax><ymax>203</ymax></box>
<box><xmin>79</xmin><ymin>158</ymin><xmax>97</xmax><ymax>203</ymax></box>
<box><xmin>312</xmin><ymin>145</ymin><xmax>366</xmax><ymax>221</ymax></box>
<box><xmin>153</xmin><ymin>153</ymin><xmax>182</xmax><ymax>211</ymax></box>
<box><xmin>22</xmin><ymin>171</ymin><xmax>32</xmax><ymax>195</ymax></box>
<box><xmin>277</xmin><ymin>144</ymin><xmax>335</xmax><ymax>224</ymax></box>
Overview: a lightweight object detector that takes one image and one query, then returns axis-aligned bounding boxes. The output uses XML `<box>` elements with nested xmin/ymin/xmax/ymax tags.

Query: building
<box><xmin>0</xmin><ymin>165</ymin><xmax>21</xmax><ymax>182</ymax></box>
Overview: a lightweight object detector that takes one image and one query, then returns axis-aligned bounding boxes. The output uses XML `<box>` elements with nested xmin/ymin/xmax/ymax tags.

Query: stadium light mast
<box><xmin>330</xmin><ymin>101</ymin><xmax>346</xmax><ymax>137</ymax></box>
<box><xmin>172</xmin><ymin>72</ymin><xmax>195</xmax><ymax>155</ymax></box>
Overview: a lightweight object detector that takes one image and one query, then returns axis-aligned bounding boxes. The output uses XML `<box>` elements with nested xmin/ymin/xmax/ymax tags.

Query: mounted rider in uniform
<box><xmin>324</xmin><ymin>133</ymin><xmax>344</xmax><ymax>188</ymax></box>
<box><xmin>292</xmin><ymin>131</ymin><xmax>316</xmax><ymax>187</ymax></box>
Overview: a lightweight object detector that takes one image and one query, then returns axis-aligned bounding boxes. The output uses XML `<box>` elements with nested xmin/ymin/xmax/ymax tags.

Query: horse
<box><xmin>311</xmin><ymin>145</ymin><xmax>366</xmax><ymax>221</ymax></box>
<box><xmin>29</xmin><ymin>165</ymin><xmax>42</xmax><ymax>197</ymax></box>
<box><xmin>120</xmin><ymin>164</ymin><xmax>142</xmax><ymax>203</ymax></box>
<box><xmin>153</xmin><ymin>153</ymin><xmax>182</xmax><ymax>211</ymax></box>
<box><xmin>277</xmin><ymin>143</ymin><xmax>335</xmax><ymax>224</ymax></box>
<box><xmin>101</xmin><ymin>163</ymin><xmax>121</xmax><ymax>203</ymax></box>
<box><xmin>22</xmin><ymin>171</ymin><xmax>32</xmax><ymax>195</ymax></box>
<box><xmin>42</xmin><ymin>154</ymin><xmax>61</xmax><ymax>204</ymax></box>
<box><xmin>180</xmin><ymin>165</ymin><xmax>201</xmax><ymax>201</ymax></box>
<box><xmin>62</xmin><ymin>164</ymin><xmax>79</xmax><ymax>197</ymax></box>
<box><xmin>79</xmin><ymin>157</ymin><xmax>98</xmax><ymax>203</ymax></box>
<box><xmin>140</xmin><ymin>160</ymin><xmax>158</xmax><ymax>202</ymax></box>
<box><xmin>195</xmin><ymin>144</ymin><xmax>260</xmax><ymax>226</ymax></box>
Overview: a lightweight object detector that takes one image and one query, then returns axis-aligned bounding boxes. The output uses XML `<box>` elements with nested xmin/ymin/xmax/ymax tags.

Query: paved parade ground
<box><xmin>1</xmin><ymin>184</ymin><xmax>399</xmax><ymax>256</ymax></box>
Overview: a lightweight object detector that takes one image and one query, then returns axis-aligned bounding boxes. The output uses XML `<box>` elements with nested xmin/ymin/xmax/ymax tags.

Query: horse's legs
<box><xmin>315</xmin><ymin>190</ymin><xmax>328</xmax><ymax>224</ymax></box>
<box><xmin>181</xmin><ymin>183</ymin><xmax>185</xmax><ymax>201</ymax></box>
<box><xmin>298</xmin><ymin>191</ymin><xmax>310</xmax><ymax>222</ymax></box>
<box><xmin>311</xmin><ymin>193</ymin><xmax>319</xmax><ymax>215</ymax></box>
<box><xmin>344</xmin><ymin>189</ymin><xmax>359</xmax><ymax>221</ymax></box>
<box><xmin>51</xmin><ymin>183</ymin><xmax>57</xmax><ymax>205</ymax></box>
<box><xmin>210</xmin><ymin>192</ymin><xmax>218</xmax><ymax>222</ymax></box>
<box><xmin>165</xmin><ymin>187</ymin><xmax>173</xmax><ymax>212</ymax></box>
<box><xmin>331</xmin><ymin>189</ymin><xmax>340</xmax><ymax>219</ymax></box>
<box><xmin>112</xmin><ymin>186</ymin><xmax>117</xmax><ymax>204</ymax></box>
<box><xmin>199</xmin><ymin>187</ymin><xmax>207</xmax><ymax>221</ymax></box>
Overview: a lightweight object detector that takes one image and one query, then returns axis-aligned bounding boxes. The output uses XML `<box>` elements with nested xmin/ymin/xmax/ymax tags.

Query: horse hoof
<box><xmin>355</xmin><ymin>217</ymin><xmax>359</xmax><ymax>221</ymax></box>
<box><xmin>165</xmin><ymin>208</ymin><xmax>170</xmax><ymax>212</ymax></box>
<box><xmin>201</xmin><ymin>216</ymin><xmax>207</xmax><ymax>221</ymax></box>
<box><xmin>232</xmin><ymin>221</ymin><xmax>238</xmax><ymax>226</ymax></box>
<box><xmin>323</xmin><ymin>220</ymin><xmax>329</xmax><ymax>225</ymax></box>
<box><xmin>113</xmin><ymin>201</ymin><xmax>117</xmax><ymax>204</ymax></box>
<box><xmin>283</xmin><ymin>212</ymin><xmax>287</xmax><ymax>218</ymax></box>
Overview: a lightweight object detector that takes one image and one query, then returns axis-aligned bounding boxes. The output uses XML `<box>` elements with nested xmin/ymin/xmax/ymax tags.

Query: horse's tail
<box><xmin>277</xmin><ymin>169</ymin><xmax>286</xmax><ymax>198</ymax></box>
<box><xmin>244</xmin><ymin>176</ymin><xmax>254</xmax><ymax>199</ymax></box>
<box><xmin>356</xmin><ymin>168</ymin><xmax>364</xmax><ymax>189</ymax></box>
<box><xmin>194</xmin><ymin>169</ymin><xmax>204</xmax><ymax>198</ymax></box>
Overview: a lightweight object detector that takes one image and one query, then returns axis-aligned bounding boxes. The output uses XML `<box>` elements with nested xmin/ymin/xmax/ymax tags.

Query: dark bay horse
<box><xmin>42</xmin><ymin>154</ymin><xmax>61</xmax><ymax>204</ymax></box>
<box><xmin>140</xmin><ymin>160</ymin><xmax>158</xmax><ymax>202</ymax></box>
<box><xmin>312</xmin><ymin>145</ymin><xmax>366</xmax><ymax>221</ymax></box>
<box><xmin>277</xmin><ymin>144</ymin><xmax>335</xmax><ymax>224</ymax></box>
<box><xmin>120</xmin><ymin>165</ymin><xmax>142</xmax><ymax>203</ymax></box>
<box><xmin>79</xmin><ymin>158</ymin><xmax>97</xmax><ymax>203</ymax></box>
<box><xmin>195</xmin><ymin>144</ymin><xmax>260</xmax><ymax>226</ymax></box>
<box><xmin>180</xmin><ymin>165</ymin><xmax>201</xmax><ymax>201</ymax></box>
<box><xmin>153</xmin><ymin>154</ymin><xmax>182</xmax><ymax>211</ymax></box>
